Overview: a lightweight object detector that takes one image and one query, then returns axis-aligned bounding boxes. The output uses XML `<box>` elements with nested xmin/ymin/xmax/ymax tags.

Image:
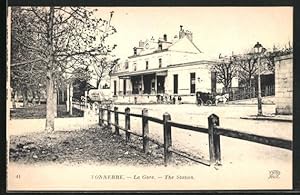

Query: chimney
<box><xmin>163</xmin><ymin>34</ymin><xmax>167</xmax><ymax>41</ymax></box>
<box><xmin>179</xmin><ymin>25</ymin><xmax>184</xmax><ymax>39</ymax></box>
<box><xmin>185</xmin><ymin>31</ymin><xmax>193</xmax><ymax>41</ymax></box>
<box><xmin>139</xmin><ymin>40</ymin><xmax>144</xmax><ymax>47</ymax></box>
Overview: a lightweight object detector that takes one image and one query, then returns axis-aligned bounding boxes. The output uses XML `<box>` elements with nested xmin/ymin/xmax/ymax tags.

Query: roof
<box><xmin>128</xmin><ymin>36</ymin><xmax>202</xmax><ymax>59</ymax></box>
<box><xmin>128</xmin><ymin>49</ymin><xmax>168</xmax><ymax>59</ymax></box>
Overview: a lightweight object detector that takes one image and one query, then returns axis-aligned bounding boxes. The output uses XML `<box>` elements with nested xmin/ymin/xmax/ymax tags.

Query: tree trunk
<box><xmin>249</xmin><ymin>77</ymin><xmax>252</xmax><ymax>98</ymax></box>
<box><xmin>45</xmin><ymin>6</ymin><xmax>55</xmax><ymax>132</ymax></box>
<box><xmin>45</xmin><ymin>71</ymin><xmax>55</xmax><ymax>132</ymax></box>
<box><xmin>14</xmin><ymin>90</ymin><xmax>18</xmax><ymax>102</ymax></box>
<box><xmin>13</xmin><ymin>90</ymin><xmax>18</xmax><ymax>108</ymax></box>
<box><xmin>69</xmin><ymin>83</ymin><xmax>73</xmax><ymax>116</ymax></box>
<box><xmin>66</xmin><ymin>84</ymin><xmax>70</xmax><ymax>112</ymax></box>
<box><xmin>61</xmin><ymin>88</ymin><xmax>65</xmax><ymax>103</ymax></box>
<box><xmin>22</xmin><ymin>89</ymin><xmax>28</xmax><ymax>107</ymax></box>
<box><xmin>54</xmin><ymin>89</ymin><xmax>57</xmax><ymax>118</ymax></box>
<box><xmin>57</xmin><ymin>89</ymin><xmax>60</xmax><ymax>105</ymax></box>
<box><xmin>37</xmin><ymin>90</ymin><xmax>41</xmax><ymax>105</ymax></box>
<box><xmin>31</xmin><ymin>90</ymin><xmax>35</xmax><ymax>105</ymax></box>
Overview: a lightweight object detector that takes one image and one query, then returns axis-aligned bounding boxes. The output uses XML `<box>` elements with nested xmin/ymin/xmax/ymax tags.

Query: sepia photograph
<box><xmin>6</xmin><ymin>6</ymin><xmax>293</xmax><ymax>191</ymax></box>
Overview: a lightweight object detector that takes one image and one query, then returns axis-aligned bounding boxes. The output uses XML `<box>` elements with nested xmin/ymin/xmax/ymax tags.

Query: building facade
<box><xmin>110</xmin><ymin>26</ymin><xmax>217</xmax><ymax>104</ymax></box>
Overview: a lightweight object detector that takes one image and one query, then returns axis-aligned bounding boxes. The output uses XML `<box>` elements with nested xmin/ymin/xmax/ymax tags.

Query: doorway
<box><xmin>157</xmin><ymin>76</ymin><xmax>165</xmax><ymax>94</ymax></box>
<box><xmin>173</xmin><ymin>74</ymin><xmax>178</xmax><ymax>94</ymax></box>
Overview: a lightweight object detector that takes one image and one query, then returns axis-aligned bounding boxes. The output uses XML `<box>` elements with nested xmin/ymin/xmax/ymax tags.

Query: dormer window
<box><xmin>146</xmin><ymin>61</ymin><xmax>149</xmax><ymax>70</ymax></box>
<box><xmin>159</xmin><ymin>58</ymin><xmax>162</xmax><ymax>68</ymax></box>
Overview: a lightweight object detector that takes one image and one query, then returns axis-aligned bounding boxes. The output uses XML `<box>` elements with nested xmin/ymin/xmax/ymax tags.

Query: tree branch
<box><xmin>11</xmin><ymin>59</ymin><xmax>43</xmax><ymax>67</ymax></box>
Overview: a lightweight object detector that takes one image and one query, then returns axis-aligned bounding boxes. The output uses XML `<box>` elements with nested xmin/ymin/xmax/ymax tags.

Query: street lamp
<box><xmin>253</xmin><ymin>42</ymin><xmax>266</xmax><ymax>116</ymax></box>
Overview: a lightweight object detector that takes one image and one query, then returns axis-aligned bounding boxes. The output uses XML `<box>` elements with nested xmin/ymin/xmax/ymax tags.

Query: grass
<box><xmin>10</xmin><ymin>104</ymin><xmax>83</xmax><ymax>119</ymax></box>
<box><xmin>9</xmin><ymin>126</ymin><xmax>195</xmax><ymax>166</ymax></box>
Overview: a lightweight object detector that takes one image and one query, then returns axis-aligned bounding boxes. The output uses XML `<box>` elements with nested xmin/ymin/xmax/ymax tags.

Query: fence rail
<box><xmin>216</xmin><ymin>127</ymin><xmax>292</xmax><ymax>150</ymax></box>
<box><xmin>98</xmin><ymin>105</ymin><xmax>292</xmax><ymax>166</ymax></box>
<box><xmin>168</xmin><ymin>121</ymin><xmax>208</xmax><ymax>134</ymax></box>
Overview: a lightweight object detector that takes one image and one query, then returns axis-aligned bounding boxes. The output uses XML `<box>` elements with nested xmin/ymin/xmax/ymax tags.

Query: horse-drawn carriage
<box><xmin>196</xmin><ymin>91</ymin><xmax>215</xmax><ymax>106</ymax></box>
<box><xmin>196</xmin><ymin>91</ymin><xmax>229</xmax><ymax>106</ymax></box>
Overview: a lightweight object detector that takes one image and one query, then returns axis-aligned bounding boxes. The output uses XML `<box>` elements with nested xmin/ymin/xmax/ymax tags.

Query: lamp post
<box><xmin>253</xmin><ymin>42</ymin><xmax>266</xmax><ymax>116</ymax></box>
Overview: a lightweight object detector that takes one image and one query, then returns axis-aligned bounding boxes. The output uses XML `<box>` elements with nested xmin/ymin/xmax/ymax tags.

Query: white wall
<box><xmin>166</xmin><ymin>63</ymin><xmax>212</xmax><ymax>95</ymax></box>
<box><xmin>128</xmin><ymin>51</ymin><xmax>171</xmax><ymax>71</ymax></box>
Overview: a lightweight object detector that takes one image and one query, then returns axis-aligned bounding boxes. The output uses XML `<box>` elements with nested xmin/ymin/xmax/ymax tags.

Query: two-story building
<box><xmin>110</xmin><ymin>26</ymin><xmax>217</xmax><ymax>104</ymax></box>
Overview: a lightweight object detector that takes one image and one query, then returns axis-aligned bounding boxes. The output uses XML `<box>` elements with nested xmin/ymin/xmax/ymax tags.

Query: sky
<box><xmin>95</xmin><ymin>7</ymin><xmax>293</xmax><ymax>60</ymax></box>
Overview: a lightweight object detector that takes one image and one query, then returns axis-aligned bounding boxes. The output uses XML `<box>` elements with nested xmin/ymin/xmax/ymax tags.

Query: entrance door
<box><xmin>157</xmin><ymin>76</ymin><xmax>165</xmax><ymax>94</ymax></box>
<box><xmin>173</xmin><ymin>74</ymin><xmax>178</xmax><ymax>94</ymax></box>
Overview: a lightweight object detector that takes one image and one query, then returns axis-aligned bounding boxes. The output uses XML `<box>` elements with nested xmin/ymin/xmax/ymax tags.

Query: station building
<box><xmin>110</xmin><ymin>26</ymin><xmax>218</xmax><ymax>104</ymax></box>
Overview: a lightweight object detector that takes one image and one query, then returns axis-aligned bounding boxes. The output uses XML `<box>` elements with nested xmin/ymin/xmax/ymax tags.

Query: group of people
<box><xmin>156</xmin><ymin>94</ymin><xmax>182</xmax><ymax>104</ymax></box>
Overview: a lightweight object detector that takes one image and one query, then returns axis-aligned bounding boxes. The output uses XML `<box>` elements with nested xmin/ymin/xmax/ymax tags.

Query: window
<box><xmin>173</xmin><ymin>74</ymin><xmax>178</xmax><ymax>94</ymax></box>
<box><xmin>133</xmin><ymin>63</ymin><xmax>137</xmax><ymax>71</ymax></box>
<box><xmin>190</xmin><ymin>72</ymin><xmax>196</xmax><ymax>94</ymax></box>
<box><xmin>159</xmin><ymin>58</ymin><xmax>162</xmax><ymax>68</ymax></box>
<box><xmin>146</xmin><ymin>61</ymin><xmax>149</xmax><ymax>70</ymax></box>
<box><xmin>113</xmin><ymin>80</ymin><xmax>117</xmax><ymax>96</ymax></box>
<box><xmin>123</xmin><ymin>80</ymin><xmax>127</xmax><ymax>95</ymax></box>
<box><xmin>125</xmin><ymin>61</ymin><xmax>129</xmax><ymax>69</ymax></box>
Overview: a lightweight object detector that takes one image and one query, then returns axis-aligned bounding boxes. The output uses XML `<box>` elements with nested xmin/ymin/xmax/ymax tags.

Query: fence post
<box><xmin>208</xmin><ymin>114</ymin><xmax>221</xmax><ymax>165</ymax></box>
<box><xmin>163</xmin><ymin>112</ymin><xmax>172</xmax><ymax>166</ymax></box>
<box><xmin>107</xmin><ymin>105</ymin><xmax>111</xmax><ymax>129</ymax></box>
<box><xmin>125</xmin><ymin>107</ymin><xmax>131</xmax><ymax>142</ymax></box>
<box><xmin>99</xmin><ymin>105</ymin><xmax>102</xmax><ymax>126</ymax></box>
<box><xmin>114</xmin><ymin>107</ymin><xmax>119</xmax><ymax>135</ymax></box>
<box><xmin>142</xmin><ymin>108</ymin><xmax>149</xmax><ymax>153</ymax></box>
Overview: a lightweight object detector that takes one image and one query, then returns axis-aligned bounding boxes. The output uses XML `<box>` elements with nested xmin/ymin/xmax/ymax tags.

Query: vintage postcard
<box><xmin>6</xmin><ymin>6</ymin><xmax>293</xmax><ymax>191</ymax></box>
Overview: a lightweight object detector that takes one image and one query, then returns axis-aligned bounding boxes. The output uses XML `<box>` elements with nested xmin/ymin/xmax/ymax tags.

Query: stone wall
<box><xmin>275</xmin><ymin>54</ymin><xmax>293</xmax><ymax>115</ymax></box>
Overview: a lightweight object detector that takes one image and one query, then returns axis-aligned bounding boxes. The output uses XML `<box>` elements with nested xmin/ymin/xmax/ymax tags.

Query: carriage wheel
<box><xmin>206</xmin><ymin>100</ymin><xmax>212</xmax><ymax>106</ymax></box>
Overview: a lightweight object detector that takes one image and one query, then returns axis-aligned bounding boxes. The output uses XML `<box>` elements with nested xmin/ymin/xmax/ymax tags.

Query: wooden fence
<box><xmin>99</xmin><ymin>105</ymin><xmax>292</xmax><ymax>166</ymax></box>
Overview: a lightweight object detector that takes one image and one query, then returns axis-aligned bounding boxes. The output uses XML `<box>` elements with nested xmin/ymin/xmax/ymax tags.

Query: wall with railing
<box><xmin>229</xmin><ymin>85</ymin><xmax>275</xmax><ymax>101</ymax></box>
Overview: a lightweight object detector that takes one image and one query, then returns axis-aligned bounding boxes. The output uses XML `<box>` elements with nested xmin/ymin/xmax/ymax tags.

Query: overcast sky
<box><xmin>95</xmin><ymin>6</ymin><xmax>293</xmax><ymax>60</ymax></box>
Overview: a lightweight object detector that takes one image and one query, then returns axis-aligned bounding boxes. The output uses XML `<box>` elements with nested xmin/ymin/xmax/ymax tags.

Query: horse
<box><xmin>215</xmin><ymin>93</ymin><xmax>229</xmax><ymax>105</ymax></box>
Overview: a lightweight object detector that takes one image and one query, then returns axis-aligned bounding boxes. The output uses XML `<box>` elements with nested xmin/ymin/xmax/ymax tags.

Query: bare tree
<box><xmin>11</xmin><ymin>7</ymin><xmax>117</xmax><ymax>132</ymax></box>
<box><xmin>262</xmin><ymin>45</ymin><xmax>293</xmax><ymax>73</ymax></box>
<box><xmin>212</xmin><ymin>54</ymin><xmax>238</xmax><ymax>93</ymax></box>
<box><xmin>235</xmin><ymin>54</ymin><xmax>259</xmax><ymax>89</ymax></box>
<box><xmin>93</xmin><ymin>57</ymin><xmax>119</xmax><ymax>88</ymax></box>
